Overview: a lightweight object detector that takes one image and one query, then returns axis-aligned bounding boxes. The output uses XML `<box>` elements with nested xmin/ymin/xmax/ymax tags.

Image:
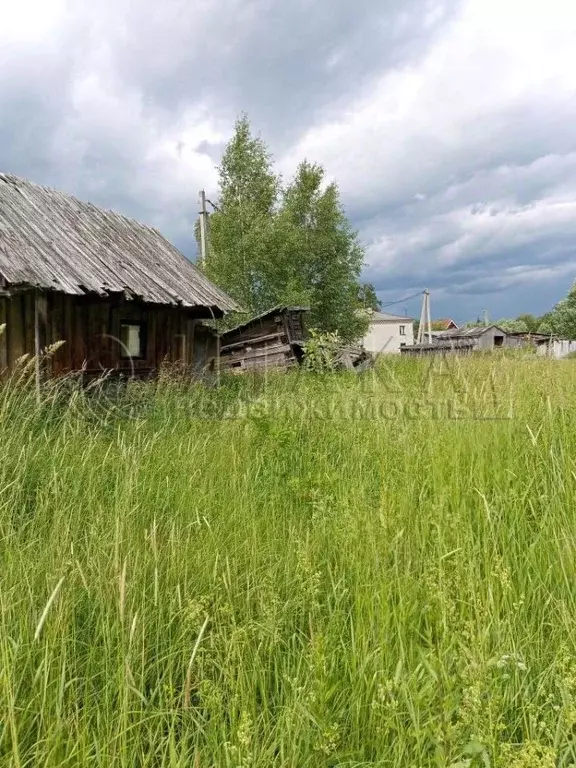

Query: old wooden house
<box><xmin>0</xmin><ymin>174</ymin><xmax>238</xmax><ymax>378</ymax></box>
<box><xmin>219</xmin><ymin>306</ymin><xmax>308</xmax><ymax>373</ymax></box>
<box><xmin>402</xmin><ymin>324</ymin><xmax>517</xmax><ymax>356</ymax></box>
<box><xmin>434</xmin><ymin>325</ymin><xmax>512</xmax><ymax>351</ymax></box>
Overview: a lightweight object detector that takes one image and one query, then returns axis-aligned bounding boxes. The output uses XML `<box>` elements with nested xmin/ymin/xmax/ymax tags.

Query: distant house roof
<box><xmin>0</xmin><ymin>173</ymin><xmax>239</xmax><ymax>313</ymax></box>
<box><xmin>369</xmin><ymin>310</ymin><xmax>413</xmax><ymax>323</ymax></box>
<box><xmin>433</xmin><ymin>318</ymin><xmax>458</xmax><ymax>330</ymax></box>
<box><xmin>436</xmin><ymin>324</ymin><xmax>507</xmax><ymax>338</ymax></box>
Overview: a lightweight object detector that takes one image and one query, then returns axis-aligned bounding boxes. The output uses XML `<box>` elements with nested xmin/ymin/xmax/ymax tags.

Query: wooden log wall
<box><xmin>0</xmin><ymin>290</ymin><xmax>216</xmax><ymax>378</ymax></box>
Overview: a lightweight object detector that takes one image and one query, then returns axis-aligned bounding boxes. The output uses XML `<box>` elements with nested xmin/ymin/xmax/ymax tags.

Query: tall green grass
<box><xmin>1</xmin><ymin>355</ymin><xmax>576</xmax><ymax>766</ymax></box>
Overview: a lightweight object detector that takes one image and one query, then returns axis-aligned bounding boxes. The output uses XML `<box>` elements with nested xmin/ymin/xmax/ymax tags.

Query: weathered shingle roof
<box><xmin>220</xmin><ymin>305</ymin><xmax>310</xmax><ymax>336</ymax></box>
<box><xmin>0</xmin><ymin>174</ymin><xmax>238</xmax><ymax>312</ymax></box>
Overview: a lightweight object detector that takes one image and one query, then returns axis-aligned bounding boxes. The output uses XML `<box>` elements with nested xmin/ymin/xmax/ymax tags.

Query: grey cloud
<box><xmin>0</xmin><ymin>46</ymin><xmax>73</xmax><ymax>184</ymax></box>
<box><xmin>1</xmin><ymin>0</ymin><xmax>575</xmax><ymax>323</ymax></box>
<box><xmin>193</xmin><ymin>140</ymin><xmax>226</xmax><ymax>164</ymax></box>
<box><xmin>365</xmin><ymin>233</ymin><xmax>576</xmax><ymax>319</ymax></box>
<box><xmin>102</xmin><ymin>0</ymin><xmax>459</xmax><ymax>141</ymax></box>
<box><xmin>1</xmin><ymin>0</ymin><xmax>456</xmax><ymax>253</ymax></box>
<box><xmin>351</xmin><ymin>95</ymin><xmax>576</xmax><ymax>319</ymax></box>
<box><xmin>345</xmin><ymin>97</ymin><xmax>576</xmax><ymax>228</ymax></box>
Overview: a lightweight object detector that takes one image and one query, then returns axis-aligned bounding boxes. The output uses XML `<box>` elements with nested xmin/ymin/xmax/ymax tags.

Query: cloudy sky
<box><xmin>1</xmin><ymin>0</ymin><xmax>575</xmax><ymax>321</ymax></box>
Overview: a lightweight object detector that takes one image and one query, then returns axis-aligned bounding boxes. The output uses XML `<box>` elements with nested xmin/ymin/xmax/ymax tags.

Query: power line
<box><xmin>381</xmin><ymin>290</ymin><xmax>424</xmax><ymax>308</ymax></box>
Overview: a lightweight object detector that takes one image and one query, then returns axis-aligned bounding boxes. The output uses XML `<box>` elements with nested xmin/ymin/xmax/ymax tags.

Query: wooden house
<box><xmin>403</xmin><ymin>325</ymin><xmax>517</xmax><ymax>356</ymax></box>
<box><xmin>433</xmin><ymin>325</ymin><xmax>512</xmax><ymax>351</ymax></box>
<box><xmin>219</xmin><ymin>306</ymin><xmax>308</xmax><ymax>373</ymax></box>
<box><xmin>0</xmin><ymin>174</ymin><xmax>238</xmax><ymax>379</ymax></box>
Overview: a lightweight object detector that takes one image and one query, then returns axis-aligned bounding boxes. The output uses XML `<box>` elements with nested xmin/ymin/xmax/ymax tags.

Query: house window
<box><xmin>399</xmin><ymin>325</ymin><xmax>406</xmax><ymax>336</ymax></box>
<box><xmin>120</xmin><ymin>323</ymin><xmax>145</xmax><ymax>358</ymax></box>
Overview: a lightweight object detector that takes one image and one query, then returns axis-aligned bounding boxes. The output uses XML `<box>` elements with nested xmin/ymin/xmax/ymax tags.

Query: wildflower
<box><xmin>315</xmin><ymin>723</ymin><xmax>340</xmax><ymax>756</ymax></box>
<box><xmin>494</xmin><ymin>653</ymin><xmax>527</xmax><ymax>673</ymax></box>
<box><xmin>499</xmin><ymin>741</ymin><xmax>556</xmax><ymax>768</ymax></box>
<box><xmin>237</xmin><ymin>710</ymin><xmax>253</xmax><ymax>751</ymax></box>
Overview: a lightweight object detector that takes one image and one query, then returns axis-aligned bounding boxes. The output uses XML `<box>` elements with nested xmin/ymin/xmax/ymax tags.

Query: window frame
<box><xmin>119</xmin><ymin>321</ymin><xmax>147</xmax><ymax>360</ymax></box>
<box><xmin>399</xmin><ymin>325</ymin><xmax>406</xmax><ymax>336</ymax></box>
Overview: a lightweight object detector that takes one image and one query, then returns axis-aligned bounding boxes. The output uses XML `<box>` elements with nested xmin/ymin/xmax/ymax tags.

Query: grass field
<box><xmin>1</xmin><ymin>355</ymin><xmax>576</xmax><ymax>767</ymax></box>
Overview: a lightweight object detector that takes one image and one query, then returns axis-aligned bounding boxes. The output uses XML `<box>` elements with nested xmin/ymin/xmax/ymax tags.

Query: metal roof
<box><xmin>436</xmin><ymin>325</ymin><xmax>507</xmax><ymax>338</ymax></box>
<box><xmin>0</xmin><ymin>173</ymin><xmax>239</xmax><ymax>312</ymax></box>
<box><xmin>370</xmin><ymin>310</ymin><xmax>413</xmax><ymax>323</ymax></box>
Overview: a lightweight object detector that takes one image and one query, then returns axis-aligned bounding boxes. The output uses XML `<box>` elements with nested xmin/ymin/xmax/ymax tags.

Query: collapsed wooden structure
<box><xmin>0</xmin><ymin>174</ymin><xmax>238</xmax><ymax>379</ymax></box>
<box><xmin>336</xmin><ymin>344</ymin><xmax>374</xmax><ymax>370</ymax></box>
<box><xmin>218</xmin><ymin>306</ymin><xmax>308</xmax><ymax>373</ymax></box>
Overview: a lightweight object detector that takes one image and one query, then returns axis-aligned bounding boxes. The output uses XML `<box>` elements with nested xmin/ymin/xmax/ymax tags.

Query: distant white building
<box><xmin>362</xmin><ymin>310</ymin><xmax>414</xmax><ymax>354</ymax></box>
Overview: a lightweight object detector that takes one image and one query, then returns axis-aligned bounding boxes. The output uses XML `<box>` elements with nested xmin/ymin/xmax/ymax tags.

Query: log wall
<box><xmin>0</xmin><ymin>290</ymin><xmax>218</xmax><ymax>378</ymax></box>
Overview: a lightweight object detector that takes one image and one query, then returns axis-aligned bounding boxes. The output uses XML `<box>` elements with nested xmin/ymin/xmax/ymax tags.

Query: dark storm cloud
<box><xmin>0</xmin><ymin>0</ymin><xmax>457</xmax><ymax>251</ymax></box>
<box><xmin>107</xmin><ymin>0</ymin><xmax>457</xmax><ymax>142</ymax></box>
<box><xmin>347</xmin><ymin>99</ymin><xmax>576</xmax><ymax>319</ymax></box>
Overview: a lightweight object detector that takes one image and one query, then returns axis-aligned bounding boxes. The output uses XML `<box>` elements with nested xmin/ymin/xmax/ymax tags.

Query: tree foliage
<box><xmin>544</xmin><ymin>282</ymin><xmax>576</xmax><ymax>339</ymax></box>
<box><xmin>201</xmin><ymin>115</ymin><xmax>280</xmax><ymax>323</ymax></box>
<box><xmin>516</xmin><ymin>313</ymin><xmax>541</xmax><ymax>334</ymax></box>
<box><xmin>200</xmin><ymin>116</ymin><xmax>368</xmax><ymax>342</ymax></box>
<box><xmin>357</xmin><ymin>283</ymin><xmax>381</xmax><ymax>311</ymax></box>
<box><xmin>278</xmin><ymin>161</ymin><xmax>367</xmax><ymax>340</ymax></box>
<box><xmin>494</xmin><ymin>318</ymin><xmax>529</xmax><ymax>333</ymax></box>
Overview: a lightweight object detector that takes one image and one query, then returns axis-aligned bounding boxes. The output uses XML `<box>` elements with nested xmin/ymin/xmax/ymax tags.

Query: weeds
<box><xmin>0</xmin><ymin>356</ymin><xmax>575</xmax><ymax>765</ymax></box>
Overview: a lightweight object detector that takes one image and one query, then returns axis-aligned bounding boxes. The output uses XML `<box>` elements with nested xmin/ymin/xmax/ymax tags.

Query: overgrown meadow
<box><xmin>1</xmin><ymin>355</ymin><xmax>576</xmax><ymax>767</ymax></box>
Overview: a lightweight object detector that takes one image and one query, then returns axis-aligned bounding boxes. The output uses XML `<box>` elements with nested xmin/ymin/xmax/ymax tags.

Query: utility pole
<box><xmin>198</xmin><ymin>189</ymin><xmax>208</xmax><ymax>268</ymax></box>
<box><xmin>417</xmin><ymin>293</ymin><xmax>425</xmax><ymax>344</ymax></box>
<box><xmin>425</xmin><ymin>289</ymin><xmax>432</xmax><ymax>344</ymax></box>
<box><xmin>417</xmin><ymin>289</ymin><xmax>432</xmax><ymax>344</ymax></box>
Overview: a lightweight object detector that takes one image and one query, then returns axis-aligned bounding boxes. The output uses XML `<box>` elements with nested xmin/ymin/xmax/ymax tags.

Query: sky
<box><xmin>1</xmin><ymin>0</ymin><xmax>575</xmax><ymax>323</ymax></box>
